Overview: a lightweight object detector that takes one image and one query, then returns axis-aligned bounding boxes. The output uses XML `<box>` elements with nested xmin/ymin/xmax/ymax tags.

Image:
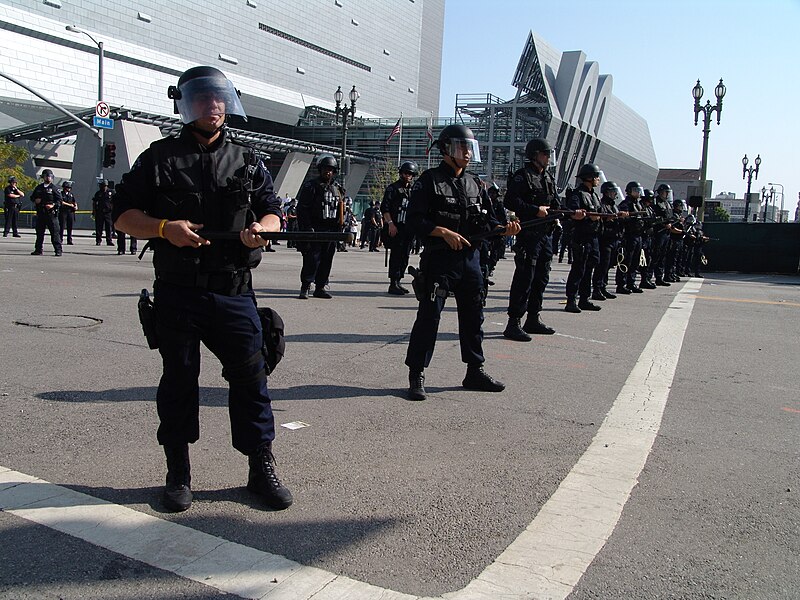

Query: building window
<box><xmin>388</xmin><ymin>75</ymin><xmax>396</xmax><ymax>81</ymax></box>
<box><xmin>408</xmin><ymin>87</ymin><xmax>415</xmax><ymax>94</ymax></box>
<box><xmin>137</xmin><ymin>12</ymin><xmax>152</xmax><ymax>23</ymax></box>
<box><xmin>247</xmin><ymin>0</ymin><xmax>257</xmax><ymax>6</ymax></box>
<box><xmin>383</xmin><ymin>49</ymin><xmax>390</xmax><ymax>55</ymax></box>
<box><xmin>296</xmin><ymin>67</ymin><xmax>305</xmax><ymax>74</ymax></box>
<box><xmin>43</xmin><ymin>0</ymin><xmax>61</xmax><ymax>7</ymax></box>
<box><xmin>351</xmin><ymin>19</ymin><xmax>359</xmax><ymax>26</ymax></box>
<box><xmin>218</xmin><ymin>53</ymin><xmax>239</xmax><ymax>65</ymax></box>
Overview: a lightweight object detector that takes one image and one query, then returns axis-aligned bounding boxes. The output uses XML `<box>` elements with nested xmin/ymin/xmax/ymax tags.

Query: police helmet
<box><xmin>8</xmin><ymin>176</ymin><xmax>16</xmax><ymax>183</ymax></box>
<box><xmin>62</xmin><ymin>180</ymin><xmax>73</xmax><ymax>188</ymax></box>
<box><xmin>673</xmin><ymin>199</ymin><xmax>686</xmax><ymax>212</ymax></box>
<box><xmin>436</xmin><ymin>124</ymin><xmax>481</xmax><ymax>163</ymax></box>
<box><xmin>642</xmin><ymin>188</ymin><xmax>655</xmax><ymax>200</ymax></box>
<box><xmin>98</xmin><ymin>179</ymin><xmax>108</xmax><ymax>187</ymax></box>
<box><xmin>656</xmin><ymin>183</ymin><xmax>672</xmax><ymax>194</ymax></box>
<box><xmin>167</xmin><ymin>66</ymin><xmax>247</xmax><ymax>124</ymax></box>
<box><xmin>625</xmin><ymin>181</ymin><xmax>642</xmax><ymax>193</ymax></box>
<box><xmin>600</xmin><ymin>181</ymin><xmax>618</xmax><ymax>195</ymax></box>
<box><xmin>399</xmin><ymin>161</ymin><xmax>419</xmax><ymax>176</ymax></box>
<box><xmin>524</xmin><ymin>138</ymin><xmax>552</xmax><ymax>160</ymax></box>
<box><xmin>576</xmin><ymin>163</ymin><xmax>601</xmax><ymax>181</ymax></box>
<box><xmin>41</xmin><ymin>169</ymin><xmax>54</xmax><ymax>178</ymax></box>
<box><xmin>487</xmin><ymin>182</ymin><xmax>501</xmax><ymax>197</ymax></box>
<box><xmin>317</xmin><ymin>154</ymin><xmax>339</xmax><ymax>173</ymax></box>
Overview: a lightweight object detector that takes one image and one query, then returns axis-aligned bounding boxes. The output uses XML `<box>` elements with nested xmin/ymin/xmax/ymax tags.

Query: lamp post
<box><xmin>692</xmin><ymin>78</ymin><xmax>726</xmax><ymax>222</ymax></box>
<box><xmin>742</xmin><ymin>154</ymin><xmax>761</xmax><ymax>222</ymax></box>
<box><xmin>333</xmin><ymin>85</ymin><xmax>359</xmax><ymax>185</ymax></box>
<box><xmin>768</xmin><ymin>182</ymin><xmax>784</xmax><ymax>222</ymax></box>
<box><xmin>761</xmin><ymin>186</ymin><xmax>774</xmax><ymax>223</ymax></box>
<box><xmin>66</xmin><ymin>25</ymin><xmax>104</xmax><ymax>178</ymax></box>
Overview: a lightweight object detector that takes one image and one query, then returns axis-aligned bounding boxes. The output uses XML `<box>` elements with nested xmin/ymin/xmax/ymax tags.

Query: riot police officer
<box><xmin>113</xmin><ymin>65</ymin><xmax>292</xmax><ymax>513</ymax></box>
<box><xmin>639</xmin><ymin>188</ymin><xmax>662</xmax><ymax>288</ymax></box>
<box><xmin>59</xmin><ymin>180</ymin><xmax>77</xmax><ymax>245</ymax></box>
<box><xmin>650</xmin><ymin>183</ymin><xmax>675</xmax><ymax>285</ymax></box>
<box><xmin>503</xmin><ymin>137</ymin><xmax>561</xmax><ymax>341</ymax></box>
<box><xmin>93</xmin><ymin>180</ymin><xmax>115</xmax><ymax>246</ymax></box>
<box><xmin>592</xmin><ymin>181</ymin><xmax>626</xmax><ymax>301</ymax></box>
<box><xmin>404</xmin><ymin>124</ymin><xmax>520</xmax><ymax>400</ymax></box>
<box><xmin>296</xmin><ymin>154</ymin><xmax>345</xmax><ymax>299</ymax></box>
<box><xmin>665</xmin><ymin>198</ymin><xmax>686</xmax><ymax>281</ymax></box>
<box><xmin>564</xmin><ymin>163</ymin><xmax>600</xmax><ymax>313</ymax></box>
<box><xmin>487</xmin><ymin>183</ymin><xmax>508</xmax><ymax>266</ymax></box>
<box><xmin>381</xmin><ymin>160</ymin><xmax>417</xmax><ymax>295</ymax></box>
<box><xmin>4</xmin><ymin>175</ymin><xmax>24</xmax><ymax>237</ymax></box>
<box><xmin>30</xmin><ymin>169</ymin><xmax>63</xmax><ymax>256</ymax></box>
<box><xmin>615</xmin><ymin>181</ymin><xmax>646</xmax><ymax>293</ymax></box>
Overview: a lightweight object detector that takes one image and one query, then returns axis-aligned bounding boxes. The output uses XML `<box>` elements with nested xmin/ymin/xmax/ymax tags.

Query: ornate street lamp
<box><xmin>768</xmin><ymin>182</ymin><xmax>785</xmax><ymax>222</ymax></box>
<box><xmin>692</xmin><ymin>78</ymin><xmax>726</xmax><ymax>222</ymax></box>
<box><xmin>334</xmin><ymin>85</ymin><xmax>359</xmax><ymax>182</ymax></box>
<box><xmin>742</xmin><ymin>154</ymin><xmax>761</xmax><ymax>222</ymax></box>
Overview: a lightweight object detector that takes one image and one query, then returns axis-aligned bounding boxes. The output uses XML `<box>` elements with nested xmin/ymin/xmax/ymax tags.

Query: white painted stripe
<box><xmin>448</xmin><ymin>279</ymin><xmax>702</xmax><ymax>600</ymax></box>
<box><xmin>0</xmin><ymin>281</ymin><xmax>700</xmax><ymax>600</ymax></box>
<box><xmin>0</xmin><ymin>468</ymin><xmax>419</xmax><ymax>600</ymax></box>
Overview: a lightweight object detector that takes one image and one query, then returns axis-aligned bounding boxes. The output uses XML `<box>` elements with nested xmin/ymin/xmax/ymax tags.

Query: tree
<box><xmin>366</xmin><ymin>159</ymin><xmax>396</xmax><ymax>211</ymax></box>
<box><xmin>0</xmin><ymin>140</ymin><xmax>36</xmax><ymax>192</ymax></box>
<box><xmin>706</xmin><ymin>206</ymin><xmax>730</xmax><ymax>222</ymax></box>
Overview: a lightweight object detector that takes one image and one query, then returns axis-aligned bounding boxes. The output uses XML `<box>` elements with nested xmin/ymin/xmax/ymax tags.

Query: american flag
<box><xmin>385</xmin><ymin>118</ymin><xmax>401</xmax><ymax>145</ymax></box>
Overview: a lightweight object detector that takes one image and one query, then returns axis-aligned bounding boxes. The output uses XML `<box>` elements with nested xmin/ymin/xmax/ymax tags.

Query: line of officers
<box><xmin>371</xmin><ymin>130</ymin><xmax>710</xmax><ymax>400</ymax></box>
<box><xmin>5</xmin><ymin>169</ymin><xmax>139</xmax><ymax>255</ymax></box>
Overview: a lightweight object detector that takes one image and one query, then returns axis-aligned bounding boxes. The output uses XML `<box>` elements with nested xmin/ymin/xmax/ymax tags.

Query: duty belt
<box><xmin>156</xmin><ymin>269</ymin><xmax>252</xmax><ymax>296</ymax></box>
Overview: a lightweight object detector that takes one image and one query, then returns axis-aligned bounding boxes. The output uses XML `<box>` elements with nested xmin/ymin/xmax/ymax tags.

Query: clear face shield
<box><xmin>658</xmin><ymin>188</ymin><xmax>673</xmax><ymax>205</ymax></box>
<box><xmin>444</xmin><ymin>138</ymin><xmax>481</xmax><ymax>163</ymax></box>
<box><xmin>175</xmin><ymin>76</ymin><xmax>247</xmax><ymax>124</ymax></box>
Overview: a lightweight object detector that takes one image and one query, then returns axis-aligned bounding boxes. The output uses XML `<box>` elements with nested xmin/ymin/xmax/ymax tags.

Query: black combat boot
<box><xmin>522</xmin><ymin>314</ymin><xmax>555</xmax><ymax>335</ymax></box>
<box><xmin>298</xmin><ymin>284</ymin><xmax>310</xmax><ymax>299</ymax></box>
<box><xmin>591</xmin><ymin>289</ymin><xmax>606</xmax><ymax>301</ymax></box>
<box><xmin>247</xmin><ymin>444</ymin><xmax>293</xmax><ymax>510</ymax></box>
<box><xmin>388</xmin><ymin>280</ymin><xmax>405</xmax><ymax>295</ymax></box>
<box><xmin>627</xmin><ymin>285</ymin><xmax>644</xmax><ymax>294</ymax></box>
<box><xmin>565</xmin><ymin>298</ymin><xmax>582</xmax><ymax>313</ymax></box>
<box><xmin>397</xmin><ymin>281</ymin><xmax>410</xmax><ymax>294</ymax></box>
<box><xmin>503</xmin><ymin>317</ymin><xmax>531</xmax><ymax>342</ymax></box>
<box><xmin>640</xmin><ymin>280</ymin><xmax>656</xmax><ymax>290</ymax></box>
<box><xmin>408</xmin><ymin>370</ymin><xmax>427</xmax><ymax>401</ymax></box>
<box><xmin>462</xmin><ymin>364</ymin><xmax>505</xmax><ymax>392</ymax></box>
<box><xmin>578</xmin><ymin>298</ymin><xmax>602</xmax><ymax>311</ymax></box>
<box><xmin>601</xmin><ymin>288</ymin><xmax>617</xmax><ymax>299</ymax></box>
<box><xmin>163</xmin><ymin>444</ymin><xmax>192</xmax><ymax>512</ymax></box>
<box><xmin>655</xmin><ymin>278</ymin><xmax>671</xmax><ymax>287</ymax></box>
<box><xmin>615</xmin><ymin>285</ymin><xmax>632</xmax><ymax>295</ymax></box>
<box><xmin>313</xmin><ymin>286</ymin><xmax>332</xmax><ymax>299</ymax></box>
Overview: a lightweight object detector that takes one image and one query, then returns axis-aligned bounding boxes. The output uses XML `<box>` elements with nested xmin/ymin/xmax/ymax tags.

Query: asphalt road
<box><xmin>0</xmin><ymin>230</ymin><xmax>798</xmax><ymax>599</ymax></box>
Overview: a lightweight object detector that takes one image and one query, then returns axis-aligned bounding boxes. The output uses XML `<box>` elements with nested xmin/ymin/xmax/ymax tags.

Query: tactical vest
<box><xmin>387</xmin><ymin>181</ymin><xmax>411</xmax><ymax>224</ymax></box>
<box><xmin>148</xmin><ymin>134</ymin><xmax>261</xmax><ymax>274</ymax></box>
<box><xmin>620</xmin><ymin>197</ymin><xmax>644</xmax><ymax>236</ymax></box>
<box><xmin>426</xmin><ymin>167</ymin><xmax>484</xmax><ymax>237</ymax></box>
<box><xmin>570</xmin><ymin>187</ymin><xmax>602</xmax><ymax>240</ymax></box>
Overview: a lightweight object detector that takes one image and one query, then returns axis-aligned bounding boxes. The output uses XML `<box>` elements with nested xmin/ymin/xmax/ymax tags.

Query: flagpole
<box><xmin>427</xmin><ymin>112</ymin><xmax>433</xmax><ymax>170</ymax></box>
<box><xmin>397</xmin><ymin>113</ymin><xmax>402</xmax><ymax>166</ymax></box>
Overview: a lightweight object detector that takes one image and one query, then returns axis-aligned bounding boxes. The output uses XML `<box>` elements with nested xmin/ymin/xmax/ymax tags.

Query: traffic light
<box><xmin>103</xmin><ymin>143</ymin><xmax>116</xmax><ymax>168</ymax></box>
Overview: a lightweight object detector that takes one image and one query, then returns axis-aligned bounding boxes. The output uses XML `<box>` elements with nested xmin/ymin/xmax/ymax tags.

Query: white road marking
<box><xmin>449</xmin><ymin>279</ymin><xmax>702</xmax><ymax>599</ymax></box>
<box><xmin>0</xmin><ymin>280</ymin><xmax>700</xmax><ymax>600</ymax></box>
<box><xmin>554</xmin><ymin>332</ymin><xmax>608</xmax><ymax>344</ymax></box>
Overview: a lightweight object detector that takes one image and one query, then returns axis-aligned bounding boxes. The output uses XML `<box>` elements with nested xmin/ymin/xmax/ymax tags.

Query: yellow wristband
<box><xmin>158</xmin><ymin>219</ymin><xmax>168</xmax><ymax>239</ymax></box>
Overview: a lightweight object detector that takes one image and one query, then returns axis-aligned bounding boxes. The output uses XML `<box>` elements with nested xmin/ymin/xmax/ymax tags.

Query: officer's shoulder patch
<box><xmin>513</xmin><ymin>174</ymin><xmax>524</xmax><ymax>183</ymax></box>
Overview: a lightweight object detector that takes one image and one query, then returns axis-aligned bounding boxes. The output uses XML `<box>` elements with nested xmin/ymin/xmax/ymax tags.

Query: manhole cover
<box><xmin>14</xmin><ymin>314</ymin><xmax>103</xmax><ymax>329</ymax></box>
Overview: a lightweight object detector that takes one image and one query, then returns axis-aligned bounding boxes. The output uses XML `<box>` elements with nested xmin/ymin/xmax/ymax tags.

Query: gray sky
<box><xmin>439</xmin><ymin>0</ymin><xmax>799</xmax><ymax>217</ymax></box>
